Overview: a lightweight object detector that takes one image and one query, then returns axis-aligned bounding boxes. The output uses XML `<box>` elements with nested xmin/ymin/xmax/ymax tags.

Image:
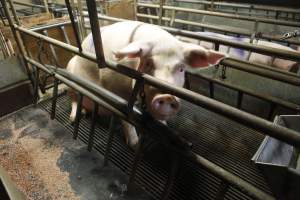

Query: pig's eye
<box><xmin>179</xmin><ymin>67</ymin><xmax>184</xmax><ymax>72</ymax></box>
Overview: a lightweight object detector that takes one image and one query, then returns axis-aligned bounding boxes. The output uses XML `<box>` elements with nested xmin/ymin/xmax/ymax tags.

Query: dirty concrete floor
<box><xmin>0</xmin><ymin>106</ymin><xmax>150</xmax><ymax>200</ymax></box>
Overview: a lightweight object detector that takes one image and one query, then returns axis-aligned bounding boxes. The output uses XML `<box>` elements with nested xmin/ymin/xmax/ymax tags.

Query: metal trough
<box><xmin>253</xmin><ymin>115</ymin><xmax>300</xmax><ymax>200</ymax></box>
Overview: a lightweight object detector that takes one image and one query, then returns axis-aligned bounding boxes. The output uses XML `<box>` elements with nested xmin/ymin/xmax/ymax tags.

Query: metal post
<box><xmin>65</xmin><ymin>0</ymin><xmax>82</xmax><ymax>52</ymax></box>
<box><xmin>43</xmin><ymin>0</ymin><xmax>49</xmax><ymax>13</ymax></box>
<box><xmin>77</xmin><ymin>0</ymin><xmax>87</xmax><ymax>38</ymax></box>
<box><xmin>158</xmin><ymin>0</ymin><xmax>165</xmax><ymax>26</ymax></box>
<box><xmin>50</xmin><ymin>78</ymin><xmax>59</xmax><ymax>119</ymax></box>
<box><xmin>87</xmin><ymin>101</ymin><xmax>99</xmax><ymax>151</ymax></box>
<box><xmin>103</xmin><ymin>115</ymin><xmax>117</xmax><ymax>166</ymax></box>
<box><xmin>42</xmin><ymin>30</ymin><xmax>59</xmax><ymax>66</ymax></box>
<box><xmin>73</xmin><ymin>92</ymin><xmax>83</xmax><ymax>139</ymax></box>
<box><xmin>86</xmin><ymin>0</ymin><xmax>106</xmax><ymax>68</ymax></box>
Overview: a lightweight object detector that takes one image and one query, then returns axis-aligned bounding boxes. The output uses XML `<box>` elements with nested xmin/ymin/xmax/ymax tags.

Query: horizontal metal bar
<box><xmin>13</xmin><ymin>1</ymin><xmax>67</xmax><ymax>13</ymax></box>
<box><xmin>221</xmin><ymin>58</ymin><xmax>300</xmax><ymax>87</ymax></box>
<box><xmin>136</xmin><ymin>13</ymin><xmax>300</xmax><ymax>46</ymax></box>
<box><xmin>94</xmin><ymin>15</ymin><xmax>300</xmax><ymax>62</ymax></box>
<box><xmin>173</xmin><ymin>0</ymin><xmax>300</xmax><ymax>14</ymax></box>
<box><xmin>187</xmin><ymin>71</ymin><xmax>300</xmax><ymax>112</ymax></box>
<box><xmin>18</xmin><ymin>24</ymin><xmax>300</xmax><ymax>149</ymax></box>
<box><xmin>26</xmin><ymin>56</ymin><xmax>274</xmax><ymax>200</ymax></box>
<box><xmin>30</xmin><ymin>21</ymin><xmax>72</xmax><ymax>32</ymax></box>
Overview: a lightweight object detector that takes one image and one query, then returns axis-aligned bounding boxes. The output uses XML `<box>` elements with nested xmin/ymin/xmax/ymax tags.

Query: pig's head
<box><xmin>114</xmin><ymin>39</ymin><xmax>225</xmax><ymax>121</ymax></box>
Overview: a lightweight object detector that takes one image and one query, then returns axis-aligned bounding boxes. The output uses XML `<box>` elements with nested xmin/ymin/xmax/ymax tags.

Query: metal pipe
<box><xmin>86</xmin><ymin>0</ymin><xmax>106</xmax><ymax>68</ymax></box>
<box><xmin>30</xmin><ymin>21</ymin><xmax>72</xmax><ymax>32</ymax></box>
<box><xmin>73</xmin><ymin>92</ymin><xmax>83</xmax><ymax>139</ymax></box>
<box><xmin>26</xmin><ymin>57</ymin><xmax>274</xmax><ymax>200</ymax></box>
<box><xmin>50</xmin><ymin>78</ymin><xmax>59</xmax><ymax>119</ymax></box>
<box><xmin>65</xmin><ymin>0</ymin><xmax>82</xmax><ymax>51</ymax></box>
<box><xmin>103</xmin><ymin>115</ymin><xmax>117</xmax><ymax>166</ymax></box>
<box><xmin>137</xmin><ymin>3</ymin><xmax>300</xmax><ymax>28</ymax></box>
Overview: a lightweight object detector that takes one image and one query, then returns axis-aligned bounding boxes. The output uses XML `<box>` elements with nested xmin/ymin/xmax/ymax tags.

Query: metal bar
<box><xmin>86</xmin><ymin>0</ymin><xmax>106</xmax><ymax>68</ymax></box>
<box><xmin>34</xmin><ymin>67</ymin><xmax>40</xmax><ymax>104</ymax></box>
<box><xmin>25</xmin><ymin>57</ymin><xmax>275</xmax><ymax>200</ymax></box>
<box><xmin>137</xmin><ymin>3</ymin><xmax>300</xmax><ymax>28</ymax></box>
<box><xmin>87</xmin><ymin>101</ymin><xmax>99</xmax><ymax>151</ymax></box>
<box><xmin>42</xmin><ymin>30</ymin><xmax>59</xmax><ymax>66</ymax></box>
<box><xmin>221</xmin><ymin>58</ymin><xmax>300</xmax><ymax>87</ymax></box>
<box><xmin>268</xmin><ymin>103</ymin><xmax>276</xmax><ymax>120</ymax></box>
<box><xmin>50</xmin><ymin>78</ymin><xmax>59</xmax><ymax>119</ymax></box>
<box><xmin>127</xmin><ymin>79</ymin><xmax>144</xmax><ymax>115</ymax></box>
<box><xmin>77</xmin><ymin>0</ymin><xmax>87</xmax><ymax>37</ymax></box>
<box><xmin>103</xmin><ymin>115</ymin><xmax>117</xmax><ymax>166</ymax></box>
<box><xmin>42</xmin><ymin>0</ymin><xmax>49</xmax><ymax>13</ymax></box>
<box><xmin>30</xmin><ymin>21</ymin><xmax>72</xmax><ymax>32</ymax></box>
<box><xmin>158</xmin><ymin>0</ymin><xmax>165</xmax><ymax>25</ymax></box>
<box><xmin>7</xmin><ymin>0</ymin><xmax>20</xmax><ymax>25</ymax></box>
<box><xmin>65</xmin><ymin>0</ymin><xmax>82</xmax><ymax>51</ymax></box>
<box><xmin>60</xmin><ymin>26</ymin><xmax>71</xmax><ymax>44</ymax></box>
<box><xmin>19</xmin><ymin>25</ymin><xmax>300</xmax><ymax>148</ymax></box>
<box><xmin>161</xmin><ymin>154</ymin><xmax>180</xmax><ymax>200</ymax></box>
<box><xmin>73</xmin><ymin>92</ymin><xmax>83</xmax><ymax>139</ymax></box>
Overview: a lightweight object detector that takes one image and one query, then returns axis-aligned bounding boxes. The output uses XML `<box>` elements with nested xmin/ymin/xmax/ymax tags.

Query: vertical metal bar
<box><xmin>34</xmin><ymin>68</ymin><xmax>40</xmax><ymax>104</ymax></box>
<box><xmin>162</xmin><ymin>154</ymin><xmax>180</xmax><ymax>200</ymax></box>
<box><xmin>43</xmin><ymin>0</ymin><xmax>49</xmax><ymax>13</ymax></box>
<box><xmin>6</xmin><ymin>0</ymin><xmax>20</xmax><ymax>25</ymax></box>
<box><xmin>50</xmin><ymin>78</ymin><xmax>59</xmax><ymax>119</ymax></box>
<box><xmin>146</xmin><ymin>8</ymin><xmax>154</xmax><ymax>24</ymax></box>
<box><xmin>77</xmin><ymin>0</ymin><xmax>87</xmax><ymax>38</ymax></box>
<box><xmin>86</xmin><ymin>0</ymin><xmax>106</xmax><ymax>68</ymax></box>
<box><xmin>87</xmin><ymin>101</ymin><xmax>99</xmax><ymax>151</ymax></box>
<box><xmin>184</xmin><ymin>73</ymin><xmax>191</xmax><ymax>90</ymax></box>
<box><xmin>128</xmin><ymin>133</ymin><xmax>144</xmax><ymax>191</ymax></box>
<box><xmin>127</xmin><ymin>79</ymin><xmax>144</xmax><ymax>115</ymax></box>
<box><xmin>133</xmin><ymin>0</ymin><xmax>138</xmax><ymax>21</ymax></box>
<box><xmin>73</xmin><ymin>93</ymin><xmax>83</xmax><ymax>139</ymax></box>
<box><xmin>60</xmin><ymin>26</ymin><xmax>71</xmax><ymax>44</ymax></box>
<box><xmin>237</xmin><ymin>91</ymin><xmax>243</xmax><ymax>109</ymax></box>
<box><xmin>42</xmin><ymin>30</ymin><xmax>59</xmax><ymax>66</ymax></box>
<box><xmin>215</xmin><ymin>181</ymin><xmax>229</xmax><ymax>200</ymax></box>
<box><xmin>209</xmin><ymin>81</ymin><xmax>214</xmax><ymax>99</ymax></box>
<box><xmin>169</xmin><ymin>9</ymin><xmax>176</xmax><ymax>27</ymax></box>
<box><xmin>103</xmin><ymin>115</ymin><xmax>117</xmax><ymax>166</ymax></box>
<box><xmin>65</xmin><ymin>0</ymin><xmax>82</xmax><ymax>52</ymax></box>
<box><xmin>215</xmin><ymin>42</ymin><xmax>220</xmax><ymax>51</ymax></box>
<box><xmin>268</xmin><ymin>103</ymin><xmax>276</xmax><ymax>120</ymax></box>
<box><xmin>158</xmin><ymin>0</ymin><xmax>165</xmax><ymax>26</ymax></box>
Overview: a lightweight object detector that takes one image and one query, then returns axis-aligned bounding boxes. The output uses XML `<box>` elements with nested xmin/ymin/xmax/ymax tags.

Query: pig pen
<box><xmin>1</xmin><ymin>0</ymin><xmax>300</xmax><ymax>200</ymax></box>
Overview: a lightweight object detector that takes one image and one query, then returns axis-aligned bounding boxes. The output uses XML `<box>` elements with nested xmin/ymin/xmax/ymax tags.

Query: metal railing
<box><xmin>3</xmin><ymin>0</ymin><xmax>300</xmax><ymax>199</ymax></box>
<box><xmin>172</xmin><ymin>0</ymin><xmax>300</xmax><ymax>20</ymax></box>
<box><xmin>136</xmin><ymin>2</ymin><xmax>300</xmax><ymax>46</ymax></box>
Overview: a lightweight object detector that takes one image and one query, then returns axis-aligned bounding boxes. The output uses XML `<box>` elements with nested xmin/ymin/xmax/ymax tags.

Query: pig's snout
<box><xmin>151</xmin><ymin>94</ymin><xmax>180</xmax><ymax>120</ymax></box>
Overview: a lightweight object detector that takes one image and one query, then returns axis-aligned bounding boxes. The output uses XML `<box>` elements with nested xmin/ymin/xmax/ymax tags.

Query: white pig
<box><xmin>177</xmin><ymin>32</ymin><xmax>300</xmax><ymax>73</ymax></box>
<box><xmin>67</xmin><ymin>21</ymin><xmax>225</xmax><ymax>148</ymax></box>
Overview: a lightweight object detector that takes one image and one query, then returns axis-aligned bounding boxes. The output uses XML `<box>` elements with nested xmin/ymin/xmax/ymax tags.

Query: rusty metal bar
<box><xmin>86</xmin><ymin>0</ymin><xmax>106</xmax><ymax>68</ymax></box>
<box><xmin>60</xmin><ymin>26</ymin><xmax>71</xmax><ymax>44</ymax></box>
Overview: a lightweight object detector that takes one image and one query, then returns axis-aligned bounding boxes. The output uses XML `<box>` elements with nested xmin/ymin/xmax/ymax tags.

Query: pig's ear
<box><xmin>113</xmin><ymin>41</ymin><xmax>153</xmax><ymax>60</ymax></box>
<box><xmin>183</xmin><ymin>43</ymin><xmax>226</xmax><ymax>68</ymax></box>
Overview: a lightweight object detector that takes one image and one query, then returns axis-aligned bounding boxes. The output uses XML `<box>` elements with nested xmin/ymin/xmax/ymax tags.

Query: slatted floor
<box><xmin>39</xmin><ymin>94</ymin><xmax>273</xmax><ymax>200</ymax></box>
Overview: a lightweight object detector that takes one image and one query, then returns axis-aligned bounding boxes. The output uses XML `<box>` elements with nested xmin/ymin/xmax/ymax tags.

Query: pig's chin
<box><xmin>150</xmin><ymin>112</ymin><xmax>176</xmax><ymax>121</ymax></box>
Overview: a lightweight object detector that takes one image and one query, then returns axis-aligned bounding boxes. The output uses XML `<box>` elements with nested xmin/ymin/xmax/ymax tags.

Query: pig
<box><xmin>67</xmin><ymin>21</ymin><xmax>225</xmax><ymax>148</ymax></box>
<box><xmin>177</xmin><ymin>32</ymin><xmax>300</xmax><ymax>73</ymax></box>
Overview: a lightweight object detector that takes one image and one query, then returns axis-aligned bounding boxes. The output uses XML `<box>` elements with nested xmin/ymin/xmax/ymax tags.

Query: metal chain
<box><xmin>280</xmin><ymin>30</ymin><xmax>300</xmax><ymax>40</ymax></box>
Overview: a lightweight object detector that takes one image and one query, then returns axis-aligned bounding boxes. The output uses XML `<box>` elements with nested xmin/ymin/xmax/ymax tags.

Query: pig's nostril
<box><xmin>170</xmin><ymin>103</ymin><xmax>177</xmax><ymax>109</ymax></box>
<box><xmin>158</xmin><ymin>100</ymin><xmax>164</xmax><ymax>105</ymax></box>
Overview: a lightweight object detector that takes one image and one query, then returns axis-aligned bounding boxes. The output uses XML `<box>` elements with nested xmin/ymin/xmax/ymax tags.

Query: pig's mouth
<box><xmin>150</xmin><ymin>111</ymin><xmax>177</xmax><ymax>121</ymax></box>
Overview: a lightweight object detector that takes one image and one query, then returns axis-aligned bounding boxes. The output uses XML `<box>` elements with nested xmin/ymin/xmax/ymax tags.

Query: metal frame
<box><xmin>3</xmin><ymin>0</ymin><xmax>300</xmax><ymax>200</ymax></box>
<box><xmin>136</xmin><ymin>2</ymin><xmax>300</xmax><ymax>46</ymax></box>
<box><xmin>172</xmin><ymin>0</ymin><xmax>300</xmax><ymax>21</ymax></box>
